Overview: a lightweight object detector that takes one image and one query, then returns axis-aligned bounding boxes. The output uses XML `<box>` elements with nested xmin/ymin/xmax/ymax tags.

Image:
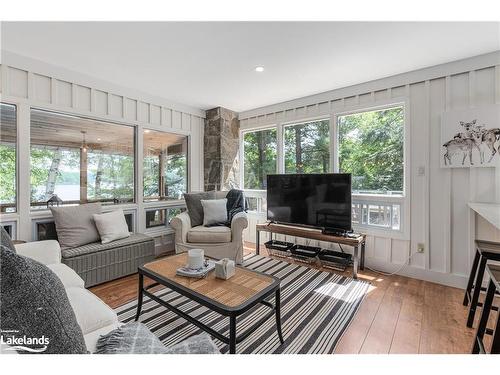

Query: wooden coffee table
<box><xmin>135</xmin><ymin>253</ymin><xmax>284</xmax><ymax>354</ymax></box>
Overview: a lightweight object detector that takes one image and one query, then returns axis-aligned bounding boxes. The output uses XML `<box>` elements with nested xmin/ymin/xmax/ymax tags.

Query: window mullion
<box><xmin>277</xmin><ymin>123</ymin><xmax>284</xmax><ymax>174</ymax></box>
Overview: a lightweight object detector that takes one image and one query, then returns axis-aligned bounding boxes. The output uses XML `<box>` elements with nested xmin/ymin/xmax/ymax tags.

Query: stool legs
<box><xmin>464</xmin><ymin>249</ymin><xmax>481</xmax><ymax>306</ymax></box>
<box><xmin>467</xmin><ymin>255</ymin><xmax>487</xmax><ymax>328</ymax></box>
<box><xmin>472</xmin><ymin>280</ymin><xmax>496</xmax><ymax>354</ymax></box>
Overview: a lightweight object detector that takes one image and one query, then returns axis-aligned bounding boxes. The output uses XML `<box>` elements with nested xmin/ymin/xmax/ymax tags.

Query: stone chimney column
<box><xmin>204</xmin><ymin>107</ymin><xmax>240</xmax><ymax>191</ymax></box>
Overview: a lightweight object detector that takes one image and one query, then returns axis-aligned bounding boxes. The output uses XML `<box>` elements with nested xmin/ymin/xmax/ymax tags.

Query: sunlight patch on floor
<box><xmin>313</xmin><ymin>282</ymin><xmax>363</xmax><ymax>303</ymax></box>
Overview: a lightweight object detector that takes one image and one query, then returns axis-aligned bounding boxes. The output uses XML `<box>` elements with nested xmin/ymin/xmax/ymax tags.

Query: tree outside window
<box><xmin>284</xmin><ymin>120</ymin><xmax>330</xmax><ymax>174</ymax></box>
<box><xmin>337</xmin><ymin>106</ymin><xmax>404</xmax><ymax>195</ymax></box>
<box><xmin>0</xmin><ymin>103</ymin><xmax>17</xmax><ymax>213</ymax></box>
<box><xmin>243</xmin><ymin>128</ymin><xmax>277</xmax><ymax>190</ymax></box>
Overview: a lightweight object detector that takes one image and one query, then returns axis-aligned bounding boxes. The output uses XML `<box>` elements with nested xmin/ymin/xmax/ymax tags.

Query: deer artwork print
<box><xmin>441</xmin><ymin>109</ymin><xmax>500</xmax><ymax>168</ymax></box>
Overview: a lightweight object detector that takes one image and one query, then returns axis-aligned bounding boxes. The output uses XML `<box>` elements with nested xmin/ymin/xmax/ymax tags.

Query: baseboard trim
<box><xmin>365</xmin><ymin>258</ymin><xmax>467</xmax><ymax>289</ymax></box>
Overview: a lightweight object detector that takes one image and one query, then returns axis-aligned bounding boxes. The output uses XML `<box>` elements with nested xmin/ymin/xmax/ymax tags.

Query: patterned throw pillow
<box><xmin>0</xmin><ymin>245</ymin><xmax>87</xmax><ymax>354</ymax></box>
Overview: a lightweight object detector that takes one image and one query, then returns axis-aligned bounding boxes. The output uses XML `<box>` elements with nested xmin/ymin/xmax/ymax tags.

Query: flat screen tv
<box><xmin>267</xmin><ymin>173</ymin><xmax>352</xmax><ymax>232</ymax></box>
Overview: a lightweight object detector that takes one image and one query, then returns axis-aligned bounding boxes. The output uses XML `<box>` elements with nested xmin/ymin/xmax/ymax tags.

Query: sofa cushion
<box><xmin>184</xmin><ymin>191</ymin><xmax>216</xmax><ymax>227</ymax></box>
<box><xmin>65</xmin><ymin>287</ymin><xmax>118</xmax><ymax>335</ymax></box>
<box><xmin>93</xmin><ymin>209</ymin><xmax>130</xmax><ymax>244</ymax></box>
<box><xmin>0</xmin><ymin>245</ymin><xmax>87</xmax><ymax>354</ymax></box>
<box><xmin>187</xmin><ymin>225</ymin><xmax>231</xmax><ymax>243</ymax></box>
<box><xmin>61</xmin><ymin>232</ymin><xmax>153</xmax><ymax>259</ymax></box>
<box><xmin>47</xmin><ymin>263</ymin><xmax>85</xmax><ymax>288</ymax></box>
<box><xmin>50</xmin><ymin>203</ymin><xmax>102</xmax><ymax>250</ymax></box>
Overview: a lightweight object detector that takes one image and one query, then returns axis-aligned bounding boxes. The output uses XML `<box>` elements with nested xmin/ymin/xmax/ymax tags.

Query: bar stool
<box><xmin>463</xmin><ymin>240</ymin><xmax>500</xmax><ymax>328</ymax></box>
<box><xmin>471</xmin><ymin>264</ymin><xmax>500</xmax><ymax>354</ymax></box>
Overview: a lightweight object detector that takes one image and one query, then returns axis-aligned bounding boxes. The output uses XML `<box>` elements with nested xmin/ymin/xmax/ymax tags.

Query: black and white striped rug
<box><xmin>115</xmin><ymin>254</ymin><xmax>370</xmax><ymax>354</ymax></box>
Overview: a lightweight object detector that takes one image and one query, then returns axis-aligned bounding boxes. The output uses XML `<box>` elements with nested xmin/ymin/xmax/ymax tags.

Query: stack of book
<box><xmin>176</xmin><ymin>260</ymin><xmax>215</xmax><ymax>279</ymax></box>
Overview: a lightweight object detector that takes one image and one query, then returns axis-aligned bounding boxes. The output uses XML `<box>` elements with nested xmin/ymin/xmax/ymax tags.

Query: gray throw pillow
<box><xmin>183</xmin><ymin>191</ymin><xmax>216</xmax><ymax>227</ymax></box>
<box><xmin>1</xmin><ymin>226</ymin><xmax>16</xmax><ymax>253</ymax></box>
<box><xmin>50</xmin><ymin>203</ymin><xmax>102</xmax><ymax>250</ymax></box>
<box><xmin>0</xmin><ymin>245</ymin><xmax>87</xmax><ymax>354</ymax></box>
<box><xmin>95</xmin><ymin>322</ymin><xmax>167</xmax><ymax>354</ymax></box>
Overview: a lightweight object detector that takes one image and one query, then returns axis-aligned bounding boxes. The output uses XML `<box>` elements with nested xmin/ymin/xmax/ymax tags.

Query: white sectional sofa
<box><xmin>14</xmin><ymin>240</ymin><xmax>120</xmax><ymax>353</ymax></box>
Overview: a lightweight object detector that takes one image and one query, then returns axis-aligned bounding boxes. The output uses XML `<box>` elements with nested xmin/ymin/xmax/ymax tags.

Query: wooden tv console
<box><xmin>255</xmin><ymin>222</ymin><xmax>366</xmax><ymax>279</ymax></box>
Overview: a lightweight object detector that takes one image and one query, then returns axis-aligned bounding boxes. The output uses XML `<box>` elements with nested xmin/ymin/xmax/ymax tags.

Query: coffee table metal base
<box><xmin>134</xmin><ymin>273</ymin><xmax>284</xmax><ymax>354</ymax></box>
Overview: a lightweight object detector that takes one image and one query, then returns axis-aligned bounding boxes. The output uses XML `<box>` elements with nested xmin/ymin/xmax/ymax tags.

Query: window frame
<box><xmin>28</xmin><ymin>107</ymin><xmax>138</xmax><ymax>209</ymax></box>
<box><xmin>142</xmin><ymin>127</ymin><xmax>190</xmax><ymax>202</ymax></box>
<box><xmin>0</xmin><ymin>102</ymin><xmax>19</xmax><ymax>215</ymax></box>
<box><xmin>240</xmin><ymin>98</ymin><xmax>410</xmax><ymax>239</ymax></box>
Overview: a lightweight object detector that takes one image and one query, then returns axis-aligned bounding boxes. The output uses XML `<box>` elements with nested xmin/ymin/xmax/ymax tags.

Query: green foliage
<box><xmin>338</xmin><ymin>107</ymin><xmax>404</xmax><ymax>193</ymax></box>
<box><xmin>87</xmin><ymin>152</ymin><xmax>134</xmax><ymax>200</ymax></box>
<box><xmin>0</xmin><ymin>144</ymin><xmax>16</xmax><ymax>205</ymax></box>
<box><xmin>243</xmin><ymin>129</ymin><xmax>277</xmax><ymax>189</ymax></box>
<box><xmin>166</xmin><ymin>153</ymin><xmax>187</xmax><ymax>199</ymax></box>
<box><xmin>284</xmin><ymin>120</ymin><xmax>330</xmax><ymax>174</ymax></box>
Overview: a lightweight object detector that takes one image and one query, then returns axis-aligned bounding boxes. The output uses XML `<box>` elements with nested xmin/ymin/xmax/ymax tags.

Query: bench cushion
<box><xmin>61</xmin><ymin>233</ymin><xmax>153</xmax><ymax>259</ymax></box>
<box><xmin>187</xmin><ymin>225</ymin><xmax>231</xmax><ymax>243</ymax></box>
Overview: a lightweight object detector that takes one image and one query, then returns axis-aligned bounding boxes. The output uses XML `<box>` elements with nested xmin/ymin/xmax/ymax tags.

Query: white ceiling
<box><xmin>2</xmin><ymin>22</ymin><xmax>499</xmax><ymax>112</ymax></box>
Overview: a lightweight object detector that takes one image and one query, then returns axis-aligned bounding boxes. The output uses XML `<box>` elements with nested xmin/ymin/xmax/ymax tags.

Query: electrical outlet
<box><xmin>417</xmin><ymin>243</ymin><xmax>425</xmax><ymax>253</ymax></box>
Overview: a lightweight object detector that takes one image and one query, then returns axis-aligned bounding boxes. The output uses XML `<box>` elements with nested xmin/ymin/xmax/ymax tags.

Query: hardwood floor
<box><xmin>90</xmin><ymin>242</ymin><xmax>493</xmax><ymax>354</ymax></box>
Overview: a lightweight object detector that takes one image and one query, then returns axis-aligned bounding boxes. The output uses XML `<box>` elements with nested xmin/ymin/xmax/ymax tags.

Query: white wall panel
<box><xmin>109</xmin><ymin>94</ymin><xmax>123</xmax><ymax>117</ymax></box>
<box><xmin>137</xmin><ymin>101</ymin><xmax>149</xmax><ymax>123</ymax></box>
<box><xmin>75</xmin><ymin>85</ymin><xmax>91</xmax><ymax>111</ymax></box>
<box><xmin>95</xmin><ymin>90</ymin><xmax>108</xmax><ymax>115</ymax></box>
<box><xmin>181</xmin><ymin>113</ymin><xmax>191</xmax><ymax>131</ymax></box>
<box><xmin>150</xmin><ymin>105</ymin><xmax>161</xmax><ymax>125</ymax></box>
<box><xmin>33</xmin><ymin>74</ymin><xmax>51</xmax><ymax>103</ymax></box>
<box><xmin>124</xmin><ymin>98</ymin><xmax>137</xmax><ymax>121</ymax></box>
<box><xmin>55</xmin><ymin>80</ymin><xmax>72</xmax><ymax>107</ymax></box>
<box><xmin>172</xmin><ymin>110</ymin><xmax>181</xmax><ymax>129</ymax></box>
<box><xmin>9</xmin><ymin>67</ymin><xmax>28</xmax><ymax>98</ymax></box>
<box><xmin>161</xmin><ymin>107</ymin><xmax>172</xmax><ymax>128</ymax></box>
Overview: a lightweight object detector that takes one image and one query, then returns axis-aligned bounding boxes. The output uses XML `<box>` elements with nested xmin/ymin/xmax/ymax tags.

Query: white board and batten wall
<box><xmin>239</xmin><ymin>51</ymin><xmax>500</xmax><ymax>289</ymax></box>
<box><xmin>0</xmin><ymin>51</ymin><xmax>205</xmax><ymax>242</ymax></box>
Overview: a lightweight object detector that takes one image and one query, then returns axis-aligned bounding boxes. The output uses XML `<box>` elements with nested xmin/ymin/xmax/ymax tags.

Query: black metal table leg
<box><xmin>360</xmin><ymin>242</ymin><xmax>366</xmax><ymax>271</ymax></box>
<box><xmin>229</xmin><ymin>315</ymin><xmax>237</xmax><ymax>354</ymax></box>
<box><xmin>135</xmin><ymin>272</ymin><xmax>144</xmax><ymax>321</ymax></box>
<box><xmin>275</xmin><ymin>288</ymin><xmax>284</xmax><ymax>344</ymax></box>
<box><xmin>464</xmin><ymin>248</ymin><xmax>480</xmax><ymax>306</ymax></box>
<box><xmin>472</xmin><ymin>280</ymin><xmax>496</xmax><ymax>353</ymax></box>
<box><xmin>256</xmin><ymin>229</ymin><xmax>260</xmax><ymax>255</ymax></box>
<box><xmin>467</xmin><ymin>255</ymin><xmax>487</xmax><ymax>327</ymax></box>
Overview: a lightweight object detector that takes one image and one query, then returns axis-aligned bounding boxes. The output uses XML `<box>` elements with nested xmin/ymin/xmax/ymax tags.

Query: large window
<box><xmin>284</xmin><ymin>119</ymin><xmax>330</xmax><ymax>174</ymax></box>
<box><xmin>143</xmin><ymin>130</ymin><xmax>188</xmax><ymax>201</ymax></box>
<box><xmin>30</xmin><ymin>109</ymin><xmax>135</xmax><ymax>209</ymax></box>
<box><xmin>243</xmin><ymin>128</ymin><xmax>277</xmax><ymax>189</ymax></box>
<box><xmin>337</xmin><ymin>106</ymin><xmax>404</xmax><ymax>195</ymax></box>
<box><xmin>0</xmin><ymin>103</ymin><xmax>17</xmax><ymax>213</ymax></box>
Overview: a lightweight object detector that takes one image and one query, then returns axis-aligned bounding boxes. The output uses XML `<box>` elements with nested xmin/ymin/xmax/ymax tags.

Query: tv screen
<box><xmin>267</xmin><ymin>173</ymin><xmax>352</xmax><ymax>231</ymax></box>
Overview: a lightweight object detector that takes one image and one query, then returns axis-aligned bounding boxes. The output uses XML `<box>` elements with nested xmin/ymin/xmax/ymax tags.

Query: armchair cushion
<box><xmin>183</xmin><ymin>191</ymin><xmax>216</xmax><ymax>227</ymax></box>
<box><xmin>187</xmin><ymin>226</ymin><xmax>231</xmax><ymax>243</ymax></box>
<box><xmin>15</xmin><ymin>240</ymin><xmax>61</xmax><ymax>266</ymax></box>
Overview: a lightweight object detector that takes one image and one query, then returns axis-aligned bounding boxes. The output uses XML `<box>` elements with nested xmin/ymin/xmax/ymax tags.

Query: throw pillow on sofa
<box><xmin>93</xmin><ymin>209</ymin><xmax>130</xmax><ymax>244</ymax></box>
<box><xmin>183</xmin><ymin>191</ymin><xmax>216</xmax><ymax>227</ymax></box>
<box><xmin>0</xmin><ymin>244</ymin><xmax>87</xmax><ymax>354</ymax></box>
<box><xmin>201</xmin><ymin>198</ymin><xmax>228</xmax><ymax>226</ymax></box>
<box><xmin>50</xmin><ymin>203</ymin><xmax>102</xmax><ymax>250</ymax></box>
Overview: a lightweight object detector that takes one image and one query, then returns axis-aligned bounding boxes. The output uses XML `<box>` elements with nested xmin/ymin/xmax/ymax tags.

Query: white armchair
<box><xmin>170</xmin><ymin>192</ymin><xmax>248</xmax><ymax>264</ymax></box>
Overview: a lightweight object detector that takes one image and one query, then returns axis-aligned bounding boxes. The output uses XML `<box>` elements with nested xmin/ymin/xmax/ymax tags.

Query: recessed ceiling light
<box><xmin>255</xmin><ymin>66</ymin><xmax>264</xmax><ymax>72</ymax></box>
<box><xmin>144</xmin><ymin>129</ymin><xmax>150</xmax><ymax>133</ymax></box>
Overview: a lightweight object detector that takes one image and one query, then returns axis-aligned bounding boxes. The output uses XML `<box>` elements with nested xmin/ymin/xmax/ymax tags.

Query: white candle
<box><xmin>188</xmin><ymin>248</ymin><xmax>204</xmax><ymax>269</ymax></box>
